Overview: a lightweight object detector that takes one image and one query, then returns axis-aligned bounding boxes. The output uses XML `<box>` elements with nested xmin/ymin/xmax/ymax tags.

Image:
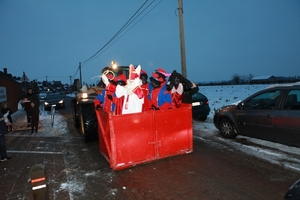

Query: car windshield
<box><xmin>192</xmin><ymin>92</ymin><xmax>205</xmax><ymax>99</ymax></box>
<box><xmin>46</xmin><ymin>93</ymin><xmax>62</xmax><ymax>99</ymax></box>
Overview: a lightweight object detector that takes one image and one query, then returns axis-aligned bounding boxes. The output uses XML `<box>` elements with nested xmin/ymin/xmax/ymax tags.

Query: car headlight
<box><xmin>58</xmin><ymin>100</ymin><xmax>64</xmax><ymax>104</ymax></box>
<box><xmin>44</xmin><ymin>102</ymin><xmax>49</xmax><ymax>105</ymax></box>
<box><xmin>81</xmin><ymin>93</ymin><xmax>88</xmax><ymax>98</ymax></box>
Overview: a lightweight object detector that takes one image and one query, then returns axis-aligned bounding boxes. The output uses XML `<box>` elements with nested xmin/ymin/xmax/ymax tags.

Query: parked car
<box><xmin>213</xmin><ymin>83</ymin><xmax>300</xmax><ymax>147</ymax></box>
<box><xmin>39</xmin><ymin>92</ymin><xmax>47</xmax><ymax>100</ymax></box>
<box><xmin>191</xmin><ymin>92</ymin><xmax>210</xmax><ymax>121</ymax></box>
<box><xmin>44</xmin><ymin>92</ymin><xmax>65</xmax><ymax>110</ymax></box>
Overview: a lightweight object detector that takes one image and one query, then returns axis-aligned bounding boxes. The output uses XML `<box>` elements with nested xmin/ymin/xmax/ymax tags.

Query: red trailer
<box><xmin>94</xmin><ymin>102</ymin><xmax>193</xmax><ymax>170</ymax></box>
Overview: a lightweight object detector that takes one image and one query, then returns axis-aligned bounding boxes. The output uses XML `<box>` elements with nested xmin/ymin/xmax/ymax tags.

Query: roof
<box><xmin>251</xmin><ymin>75</ymin><xmax>274</xmax><ymax>80</ymax></box>
<box><xmin>266</xmin><ymin>81</ymin><xmax>300</xmax><ymax>89</ymax></box>
<box><xmin>21</xmin><ymin>72</ymin><xmax>29</xmax><ymax>82</ymax></box>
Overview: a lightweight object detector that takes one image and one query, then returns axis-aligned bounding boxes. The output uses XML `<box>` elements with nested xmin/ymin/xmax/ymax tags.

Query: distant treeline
<box><xmin>196</xmin><ymin>74</ymin><xmax>300</xmax><ymax>86</ymax></box>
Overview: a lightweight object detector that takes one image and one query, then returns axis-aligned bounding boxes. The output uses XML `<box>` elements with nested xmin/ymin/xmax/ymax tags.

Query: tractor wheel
<box><xmin>78</xmin><ymin>103</ymin><xmax>98</xmax><ymax>142</ymax></box>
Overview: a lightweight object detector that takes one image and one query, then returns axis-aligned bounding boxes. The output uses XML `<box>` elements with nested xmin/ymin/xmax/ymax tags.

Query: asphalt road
<box><xmin>0</xmin><ymin>96</ymin><xmax>299</xmax><ymax>200</ymax></box>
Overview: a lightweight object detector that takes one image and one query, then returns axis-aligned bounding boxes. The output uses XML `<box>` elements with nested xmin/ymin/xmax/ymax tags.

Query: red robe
<box><xmin>141</xmin><ymin>82</ymin><xmax>151</xmax><ymax>111</ymax></box>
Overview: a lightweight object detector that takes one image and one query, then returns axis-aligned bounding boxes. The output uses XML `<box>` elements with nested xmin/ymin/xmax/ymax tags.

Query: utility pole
<box><xmin>178</xmin><ymin>0</ymin><xmax>187</xmax><ymax>78</ymax></box>
<box><xmin>79</xmin><ymin>62</ymin><xmax>82</xmax><ymax>88</ymax></box>
<box><xmin>69</xmin><ymin>76</ymin><xmax>72</xmax><ymax>85</ymax></box>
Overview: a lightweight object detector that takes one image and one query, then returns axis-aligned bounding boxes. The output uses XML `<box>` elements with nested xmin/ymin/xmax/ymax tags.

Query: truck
<box><xmin>71</xmin><ymin>62</ymin><xmax>130</xmax><ymax>142</ymax></box>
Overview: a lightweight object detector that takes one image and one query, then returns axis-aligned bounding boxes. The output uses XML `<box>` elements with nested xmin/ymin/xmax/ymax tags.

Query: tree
<box><xmin>232</xmin><ymin>74</ymin><xmax>241</xmax><ymax>84</ymax></box>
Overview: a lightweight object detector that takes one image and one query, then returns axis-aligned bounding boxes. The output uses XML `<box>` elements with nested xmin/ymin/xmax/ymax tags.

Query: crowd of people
<box><xmin>95</xmin><ymin>65</ymin><xmax>199</xmax><ymax>115</ymax></box>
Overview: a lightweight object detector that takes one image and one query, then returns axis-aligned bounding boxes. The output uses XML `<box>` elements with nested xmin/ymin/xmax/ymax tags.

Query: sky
<box><xmin>1</xmin><ymin>0</ymin><xmax>300</xmax><ymax>85</ymax></box>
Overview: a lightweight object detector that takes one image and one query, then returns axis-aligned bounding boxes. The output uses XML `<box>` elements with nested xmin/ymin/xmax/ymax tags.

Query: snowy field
<box><xmin>199</xmin><ymin>84</ymin><xmax>271</xmax><ymax>119</ymax></box>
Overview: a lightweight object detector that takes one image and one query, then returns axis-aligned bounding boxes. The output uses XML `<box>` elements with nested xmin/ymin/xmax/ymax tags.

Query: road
<box><xmin>0</xmin><ymin>96</ymin><xmax>299</xmax><ymax>200</ymax></box>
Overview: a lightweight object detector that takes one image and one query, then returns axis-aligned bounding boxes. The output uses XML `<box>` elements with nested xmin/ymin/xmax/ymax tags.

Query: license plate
<box><xmin>192</xmin><ymin>102</ymin><xmax>200</xmax><ymax>106</ymax></box>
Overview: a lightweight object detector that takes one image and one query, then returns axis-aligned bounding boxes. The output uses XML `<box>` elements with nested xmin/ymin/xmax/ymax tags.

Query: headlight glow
<box><xmin>82</xmin><ymin>93</ymin><xmax>88</xmax><ymax>98</ymax></box>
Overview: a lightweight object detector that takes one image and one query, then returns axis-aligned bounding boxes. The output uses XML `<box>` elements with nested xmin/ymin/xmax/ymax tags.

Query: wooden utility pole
<box><xmin>79</xmin><ymin>62</ymin><xmax>82</xmax><ymax>88</ymax></box>
<box><xmin>178</xmin><ymin>0</ymin><xmax>187</xmax><ymax>78</ymax></box>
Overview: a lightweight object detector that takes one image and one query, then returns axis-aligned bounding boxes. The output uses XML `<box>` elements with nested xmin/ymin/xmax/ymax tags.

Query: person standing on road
<box><xmin>20</xmin><ymin>88</ymin><xmax>39</xmax><ymax>127</ymax></box>
<box><xmin>0</xmin><ymin>112</ymin><xmax>12</xmax><ymax>163</ymax></box>
<box><xmin>30</xmin><ymin>100</ymin><xmax>40</xmax><ymax>133</ymax></box>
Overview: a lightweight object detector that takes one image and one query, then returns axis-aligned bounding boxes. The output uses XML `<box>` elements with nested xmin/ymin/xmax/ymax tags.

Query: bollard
<box><xmin>30</xmin><ymin>164</ymin><xmax>48</xmax><ymax>200</ymax></box>
<box><xmin>51</xmin><ymin>105</ymin><xmax>56</xmax><ymax>127</ymax></box>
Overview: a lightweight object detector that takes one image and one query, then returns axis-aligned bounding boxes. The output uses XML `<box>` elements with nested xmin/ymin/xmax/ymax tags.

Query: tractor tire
<box><xmin>71</xmin><ymin>99</ymin><xmax>79</xmax><ymax>127</ymax></box>
<box><xmin>78</xmin><ymin>103</ymin><xmax>98</xmax><ymax>142</ymax></box>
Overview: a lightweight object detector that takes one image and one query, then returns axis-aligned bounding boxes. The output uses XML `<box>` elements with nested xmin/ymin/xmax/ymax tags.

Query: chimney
<box><xmin>3</xmin><ymin>68</ymin><xmax>7</xmax><ymax>74</ymax></box>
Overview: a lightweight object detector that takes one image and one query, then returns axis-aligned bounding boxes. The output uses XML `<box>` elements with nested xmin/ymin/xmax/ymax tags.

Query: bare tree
<box><xmin>232</xmin><ymin>74</ymin><xmax>241</xmax><ymax>84</ymax></box>
<box><xmin>248</xmin><ymin>73</ymin><xmax>254</xmax><ymax>83</ymax></box>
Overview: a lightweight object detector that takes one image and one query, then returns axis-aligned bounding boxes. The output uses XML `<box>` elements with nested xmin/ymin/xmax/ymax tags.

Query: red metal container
<box><xmin>94</xmin><ymin>102</ymin><xmax>193</xmax><ymax>170</ymax></box>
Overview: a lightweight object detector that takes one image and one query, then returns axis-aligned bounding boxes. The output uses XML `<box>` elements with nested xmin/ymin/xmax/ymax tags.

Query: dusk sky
<box><xmin>1</xmin><ymin>0</ymin><xmax>300</xmax><ymax>85</ymax></box>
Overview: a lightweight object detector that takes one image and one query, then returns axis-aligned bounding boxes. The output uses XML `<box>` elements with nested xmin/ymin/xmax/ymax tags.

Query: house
<box><xmin>250</xmin><ymin>75</ymin><xmax>276</xmax><ymax>84</ymax></box>
<box><xmin>251</xmin><ymin>75</ymin><xmax>300</xmax><ymax>84</ymax></box>
<box><xmin>0</xmin><ymin>68</ymin><xmax>25</xmax><ymax>113</ymax></box>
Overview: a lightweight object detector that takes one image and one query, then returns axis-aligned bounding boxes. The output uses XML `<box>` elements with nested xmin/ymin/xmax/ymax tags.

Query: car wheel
<box><xmin>219</xmin><ymin>118</ymin><xmax>237</xmax><ymax>139</ymax></box>
<box><xmin>197</xmin><ymin>116</ymin><xmax>207</xmax><ymax>121</ymax></box>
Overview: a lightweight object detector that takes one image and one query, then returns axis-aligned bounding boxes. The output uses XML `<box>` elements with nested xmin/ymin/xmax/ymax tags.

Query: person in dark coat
<box><xmin>30</xmin><ymin>101</ymin><xmax>39</xmax><ymax>133</ymax></box>
<box><xmin>0</xmin><ymin>112</ymin><xmax>12</xmax><ymax>163</ymax></box>
<box><xmin>182</xmin><ymin>82</ymin><xmax>199</xmax><ymax>104</ymax></box>
<box><xmin>167</xmin><ymin>70</ymin><xmax>199</xmax><ymax>104</ymax></box>
<box><xmin>1</xmin><ymin>102</ymin><xmax>13</xmax><ymax>132</ymax></box>
<box><xmin>20</xmin><ymin>88</ymin><xmax>39</xmax><ymax>127</ymax></box>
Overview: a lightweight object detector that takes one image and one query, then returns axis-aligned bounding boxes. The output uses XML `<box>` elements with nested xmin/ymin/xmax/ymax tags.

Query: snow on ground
<box><xmin>12</xmin><ymin>108</ymin><xmax>68</xmax><ymax>136</ymax></box>
<box><xmin>199</xmin><ymin>84</ymin><xmax>270</xmax><ymax>119</ymax></box>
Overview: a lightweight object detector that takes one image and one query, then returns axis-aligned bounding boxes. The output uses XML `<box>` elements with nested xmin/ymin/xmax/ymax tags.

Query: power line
<box><xmin>84</xmin><ymin>0</ymin><xmax>162</xmax><ymax>64</ymax></box>
<box><xmin>72</xmin><ymin>0</ymin><xmax>162</xmax><ymax>82</ymax></box>
<box><xmin>80</xmin><ymin>0</ymin><xmax>157</xmax><ymax>66</ymax></box>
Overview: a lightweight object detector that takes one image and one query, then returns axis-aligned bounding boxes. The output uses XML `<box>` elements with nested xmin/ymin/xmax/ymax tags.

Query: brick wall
<box><xmin>0</xmin><ymin>79</ymin><xmax>25</xmax><ymax>113</ymax></box>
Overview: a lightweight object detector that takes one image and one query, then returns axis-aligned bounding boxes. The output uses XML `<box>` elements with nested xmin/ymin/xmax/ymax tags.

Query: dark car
<box><xmin>285</xmin><ymin>179</ymin><xmax>300</xmax><ymax>200</ymax></box>
<box><xmin>44</xmin><ymin>92</ymin><xmax>65</xmax><ymax>110</ymax></box>
<box><xmin>191</xmin><ymin>92</ymin><xmax>211</xmax><ymax>121</ymax></box>
<box><xmin>213</xmin><ymin>83</ymin><xmax>300</xmax><ymax>147</ymax></box>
